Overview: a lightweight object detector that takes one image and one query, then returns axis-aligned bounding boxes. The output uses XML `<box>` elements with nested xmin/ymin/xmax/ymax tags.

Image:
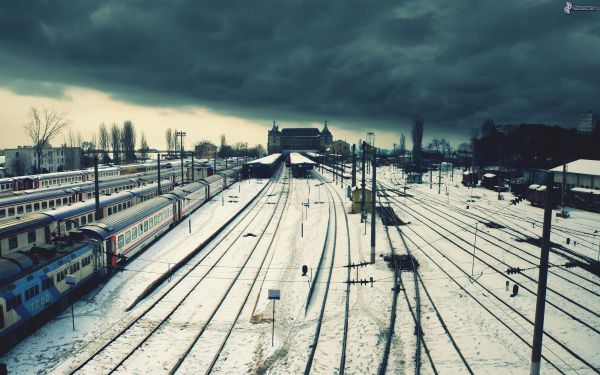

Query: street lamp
<box><xmin>176</xmin><ymin>131</ymin><xmax>186</xmax><ymax>185</ymax></box>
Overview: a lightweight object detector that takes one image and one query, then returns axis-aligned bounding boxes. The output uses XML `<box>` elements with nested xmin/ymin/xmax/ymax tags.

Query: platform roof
<box><xmin>290</xmin><ymin>153</ymin><xmax>317</xmax><ymax>165</ymax></box>
<box><xmin>550</xmin><ymin>159</ymin><xmax>600</xmax><ymax>176</ymax></box>
<box><xmin>247</xmin><ymin>153</ymin><xmax>281</xmax><ymax>165</ymax></box>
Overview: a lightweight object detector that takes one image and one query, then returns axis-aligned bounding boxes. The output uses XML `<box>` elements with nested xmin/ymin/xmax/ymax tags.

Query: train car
<box><xmin>202</xmin><ymin>174</ymin><xmax>225</xmax><ymax>198</ymax></box>
<box><xmin>16</xmin><ymin>170</ymin><xmax>87</xmax><ymax>190</ymax></box>
<box><xmin>0</xmin><ymin>239</ymin><xmax>105</xmax><ymax>352</ymax></box>
<box><xmin>527</xmin><ymin>184</ymin><xmax>558</xmax><ymax>209</ymax></box>
<box><xmin>0</xmin><ymin>181</ymin><xmax>176</xmax><ymax>255</ymax></box>
<box><xmin>80</xmin><ymin>196</ymin><xmax>175</xmax><ymax>267</ymax></box>
<box><xmin>568</xmin><ymin>187</ymin><xmax>600</xmax><ymax>213</ymax></box>
<box><xmin>0</xmin><ymin>178</ymin><xmax>16</xmax><ymax>195</ymax></box>
<box><xmin>218</xmin><ymin>168</ymin><xmax>239</xmax><ymax>188</ymax></box>
<box><xmin>461</xmin><ymin>170</ymin><xmax>478</xmax><ymax>186</ymax></box>
<box><xmin>166</xmin><ymin>182</ymin><xmax>208</xmax><ymax>221</ymax></box>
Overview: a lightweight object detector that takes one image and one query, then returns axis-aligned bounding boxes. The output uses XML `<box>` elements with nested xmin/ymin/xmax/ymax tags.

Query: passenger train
<box><xmin>0</xmin><ymin>181</ymin><xmax>175</xmax><ymax>255</ymax></box>
<box><xmin>0</xmin><ymin>160</ymin><xmax>187</xmax><ymax>195</ymax></box>
<box><xmin>0</xmin><ymin>167</ymin><xmax>241</xmax><ymax>352</ymax></box>
<box><xmin>0</xmin><ymin>169</ymin><xmax>183</xmax><ymax>221</ymax></box>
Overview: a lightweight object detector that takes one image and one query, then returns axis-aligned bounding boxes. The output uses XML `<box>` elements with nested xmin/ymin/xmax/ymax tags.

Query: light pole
<box><xmin>176</xmin><ymin>131</ymin><xmax>187</xmax><ymax>185</ymax></box>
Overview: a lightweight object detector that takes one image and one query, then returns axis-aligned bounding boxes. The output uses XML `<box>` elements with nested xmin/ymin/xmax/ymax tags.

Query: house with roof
<box><xmin>267</xmin><ymin>121</ymin><xmax>333</xmax><ymax>154</ymax></box>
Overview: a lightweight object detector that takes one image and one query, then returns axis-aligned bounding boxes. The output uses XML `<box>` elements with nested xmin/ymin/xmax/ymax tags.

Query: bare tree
<box><xmin>165</xmin><ymin>128</ymin><xmax>174</xmax><ymax>154</ymax></box>
<box><xmin>121</xmin><ymin>120</ymin><xmax>137</xmax><ymax>163</ymax></box>
<box><xmin>411</xmin><ymin>116</ymin><xmax>424</xmax><ymax>165</ymax></box>
<box><xmin>399</xmin><ymin>133</ymin><xmax>406</xmax><ymax>156</ymax></box>
<box><xmin>139</xmin><ymin>131</ymin><xmax>150</xmax><ymax>160</ymax></box>
<box><xmin>110</xmin><ymin>123</ymin><xmax>122</xmax><ymax>164</ymax></box>
<box><xmin>98</xmin><ymin>122</ymin><xmax>111</xmax><ymax>163</ymax></box>
<box><xmin>24</xmin><ymin>107</ymin><xmax>70</xmax><ymax>173</ymax></box>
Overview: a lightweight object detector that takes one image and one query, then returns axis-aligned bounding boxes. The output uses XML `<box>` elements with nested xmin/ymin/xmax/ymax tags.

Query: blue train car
<box><xmin>0</xmin><ymin>239</ymin><xmax>105</xmax><ymax>352</ymax></box>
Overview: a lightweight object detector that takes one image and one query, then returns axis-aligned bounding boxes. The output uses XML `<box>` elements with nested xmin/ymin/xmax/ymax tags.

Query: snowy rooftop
<box><xmin>247</xmin><ymin>153</ymin><xmax>281</xmax><ymax>165</ymax></box>
<box><xmin>550</xmin><ymin>159</ymin><xmax>600</xmax><ymax>176</ymax></box>
<box><xmin>290</xmin><ymin>152</ymin><xmax>316</xmax><ymax>165</ymax></box>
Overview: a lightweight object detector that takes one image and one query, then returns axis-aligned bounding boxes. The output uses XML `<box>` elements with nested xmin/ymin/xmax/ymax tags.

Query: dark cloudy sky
<box><xmin>0</xmin><ymin>0</ymin><xmax>599</xmax><ymax>148</ymax></box>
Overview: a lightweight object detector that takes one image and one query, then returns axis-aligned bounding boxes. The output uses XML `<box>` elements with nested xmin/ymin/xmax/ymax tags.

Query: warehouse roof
<box><xmin>550</xmin><ymin>159</ymin><xmax>600</xmax><ymax>176</ymax></box>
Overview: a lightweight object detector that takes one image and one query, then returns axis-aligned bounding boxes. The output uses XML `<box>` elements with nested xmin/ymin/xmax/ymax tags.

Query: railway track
<box><xmin>377</xmin><ymin>186</ymin><xmax>476</xmax><ymax>375</ymax></box>
<box><xmin>184</xmin><ymin>167</ymin><xmax>293</xmax><ymax>374</ymax></box>
<box><xmin>303</xmin><ymin>171</ymin><xmax>339</xmax><ymax>374</ymax></box>
<box><xmin>380</xmin><ymin>181</ymin><xmax>599</xmax><ymax>374</ymax></box>
<box><xmin>62</xmin><ymin>168</ymin><xmax>287</xmax><ymax>374</ymax></box>
<box><xmin>380</xmin><ymin>180</ymin><xmax>600</xmax><ymax>322</ymax></box>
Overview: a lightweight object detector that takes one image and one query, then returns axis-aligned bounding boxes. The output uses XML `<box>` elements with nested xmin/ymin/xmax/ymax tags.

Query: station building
<box><xmin>551</xmin><ymin>159</ymin><xmax>600</xmax><ymax>190</ymax></box>
<box><xmin>267</xmin><ymin>121</ymin><xmax>333</xmax><ymax>154</ymax></box>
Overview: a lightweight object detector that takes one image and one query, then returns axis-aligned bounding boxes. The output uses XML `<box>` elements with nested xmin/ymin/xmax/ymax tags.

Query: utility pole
<box><xmin>176</xmin><ymin>131</ymin><xmax>186</xmax><ymax>185</ymax></box>
<box><xmin>561</xmin><ymin>161</ymin><xmax>566</xmax><ymax>217</ymax></box>
<box><xmin>361</xmin><ymin>141</ymin><xmax>366</xmax><ymax>222</ymax></box>
<box><xmin>157</xmin><ymin>153</ymin><xmax>161</xmax><ymax>194</ymax></box>
<box><xmin>214</xmin><ymin>150</ymin><xmax>217</xmax><ymax>174</ymax></box>
<box><xmin>498</xmin><ymin>147</ymin><xmax>502</xmax><ymax>200</ymax></box>
<box><xmin>351</xmin><ymin>144</ymin><xmax>356</xmax><ymax>187</ymax></box>
<box><xmin>438</xmin><ymin>162</ymin><xmax>442</xmax><ymax>195</ymax></box>
<box><xmin>93</xmin><ymin>155</ymin><xmax>100</xmax><ymax>220</ymax></box>
<box><xmin>530</xmin><ymin>172</ymin><xmax>554</xmax><ymax>375</ymax></box>
<box><xmin>371</xmin><ymin>147</ymin><xmax>376</xmax><ymax>264</ymax></box>
<box><xmin>430</xmin><ymin>168</ymin><xmax>433</xmax><ymax>189</ymax></box>
<box><xmin>191</xmin><ymin>152</ymin><xmax>194</xmax><ymax>182</ymax></box>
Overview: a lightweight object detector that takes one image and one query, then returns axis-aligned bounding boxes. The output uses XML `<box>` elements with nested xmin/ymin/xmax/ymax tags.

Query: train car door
<box><xmin>106</xmin><ymin>237</ymin><xmax>117</xmax><ymax>270</ymax></box>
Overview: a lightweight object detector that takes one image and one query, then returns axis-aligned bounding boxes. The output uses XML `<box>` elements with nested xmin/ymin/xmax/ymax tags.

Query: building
<box><xmin>194</xmin><ymin>142</ymin><xmax>218</xmax><ymax>160</ymax></box>
<box><xmin>551</xmin><ymin>159</ymin><xmax>600</xmax><ymax>190</ymax></box>
<box><xmin>267</xmin><ymin>121</ymin><xmax>333</xmax><ymax>154</ymax></box>
<box><xmin>330</xmin><ymin>140</ymin><xmax>350</xmax><ymax>156</ymax></box>
<box><xmin>577</xmin><ymin>111</ymin><xmax>599</xmax><ymax>134</ymax></box>
<box><xmin>4</xmin><ymin>146</ymin><xmax>82</xmax><ymax>176</ymax></box>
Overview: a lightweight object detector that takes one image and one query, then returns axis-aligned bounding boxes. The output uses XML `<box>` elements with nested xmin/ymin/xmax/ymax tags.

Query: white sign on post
<box><xmin>66</xmin><ymin>275</ymin><xmax>77</xmax><ymax>286</ymax></box>
<box><xmin>268</xmin><ymin>289</ymin><xmax>280</xmax><ymax>300</ymax></box>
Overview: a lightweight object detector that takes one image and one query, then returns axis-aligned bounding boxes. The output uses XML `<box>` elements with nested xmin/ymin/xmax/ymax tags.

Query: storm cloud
<box><xmin>1</xmin><ymin>0</ymin><xmax>599</xmax><ymax>138</ymax></box>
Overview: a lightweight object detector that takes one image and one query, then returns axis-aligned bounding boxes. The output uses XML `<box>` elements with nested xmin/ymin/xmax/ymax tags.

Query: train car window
<box><xmin>42</xmin><ymin>277</ymin><xmax>54</xmax><ymax>290</ymax></box>
<box><xmin>108</xmin><ymin>207</ymin><xmax>112</xmax><ymax>215</ymax></box>
<box><xmin>66</xmin><ymin>221</ymin><xmax>72</xmax><ymax>230</ymax></box>
<box><xmin>7</xmin><ymin>294</ymin><xmax>22</xmax><ymax>311</ymax></box>
<box><xmin>42</xmin><ymin>201</ymin><xmax>48</xmax><ymax>209</ymax></box>
<box><xmin>28</xmin><ymin>231</ymin><xmax>36</xmax><ymax>244</ymax></box>
<box><xmin>9</xmin><ymin>236</ymin><xmax>18</xmax><ymax>250</ymax></box>
<box><xmin>49</xmin><ymin>200</ymin><xmax>55</xmax><ymax>208</ymax></box>
<box><xmin>118</xmin><ymin>235</ymin><xmax>124</xmax><ymax>248</ymax></box>
<box><xmin>88</xmin><ymin>213</ymin><xmax>93</xmax><ymax>222</ymax></box>
<box><xmin>26</xmin><ymin>204</ymin><xmax>32</xmax><ymax>213</ymax></box>
<box><xmin>34</xmin><ymin>203</ymin><xmax>40</xmax><ymax>210</ymax></box>
<box><xmin>8</xmin><ymin>207</ymin><xmax>14</xmax><ymax>216</ymax></box>
<box><xmin>132</xmin><ymin>227</ymin><xmax>137</xmax><ymax>240</ymax></box>
<box><xmin>144</xmin><ymin>221</ymin><xmax>148</xmax><ymax>231</ymax></box>
<box><xmin>56</xmin><ymin>199</ymin><xmax>62</xmax><ymax>207</ymax></box>
<box><xmin>125</xmin><ymin>231</ymin><xmax>131</xmax><ymax>244</ymax></box>
<box><xmin>63</xmin><ymin>198</ymin><xmax>68</xmax><ymax>205</ymax></box>
<box><xmin>139</xmin><ymin>224</ymin><xmax>143</xmax><ymax>234</ymax></box>
<box><xmin>149</xmin><ymin>217</ymin><xmax>154</xmax><ymax>228</ymax></box>
<box><xmin>0</xmin><ymin>306</ymin><xmax>4</xmax><ymax>329</ymax></box>
<box><xmin>81</xmin><ymin>216</ymin><xmax>87</xmax><ymax>225</ymax></box>
<box><xmin>0</xmin><ymin>209</ymin><xmax>5</xmax><ymax>218</ymax></box>
<box><xmin>17</xmin><ymin>205</ymin><xmax>24</xmax><ymax>214</ymax></box>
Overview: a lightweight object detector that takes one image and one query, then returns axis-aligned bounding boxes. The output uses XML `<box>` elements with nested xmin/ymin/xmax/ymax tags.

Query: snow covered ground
<box><xmin>2</xmin><ymin>164</ymin><xmax>599</xmax><ymax>374</ymax></box>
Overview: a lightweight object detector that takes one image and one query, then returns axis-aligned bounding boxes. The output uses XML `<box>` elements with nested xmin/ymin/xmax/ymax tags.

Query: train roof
<box><xmin>17</xmin><ymin>170</ymin><xmax>85</xmax><ymax>181</ymax></box>
<box><xmin>0</xmin><ymin>241</ymin><xmax>98</xmax><ymax>288</ymax></box>
<box><xmin>0</xmin><ymin>187</ymin><xmax>81</xmax><ymax>206</ymax></box>
<box><xmin>0</xmin><ymin>213</ymin><xmax>52</xmax><ymax>238</ymax></box>
<box><xmin>79</xmin><ymin>196</ymin><xmax>174</xmax><ymax>238</ymax></box>
<box><xmin>202</xmin><ymin>174</ymin><xmax>224</xmax><ymax>183</ymax></box>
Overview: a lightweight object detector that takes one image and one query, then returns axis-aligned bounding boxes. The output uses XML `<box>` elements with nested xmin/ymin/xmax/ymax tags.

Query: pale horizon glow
<box><xmin>0</xmin><ymin>85</ymin><xmax>404</xmax><ymax>152</ymax></box>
